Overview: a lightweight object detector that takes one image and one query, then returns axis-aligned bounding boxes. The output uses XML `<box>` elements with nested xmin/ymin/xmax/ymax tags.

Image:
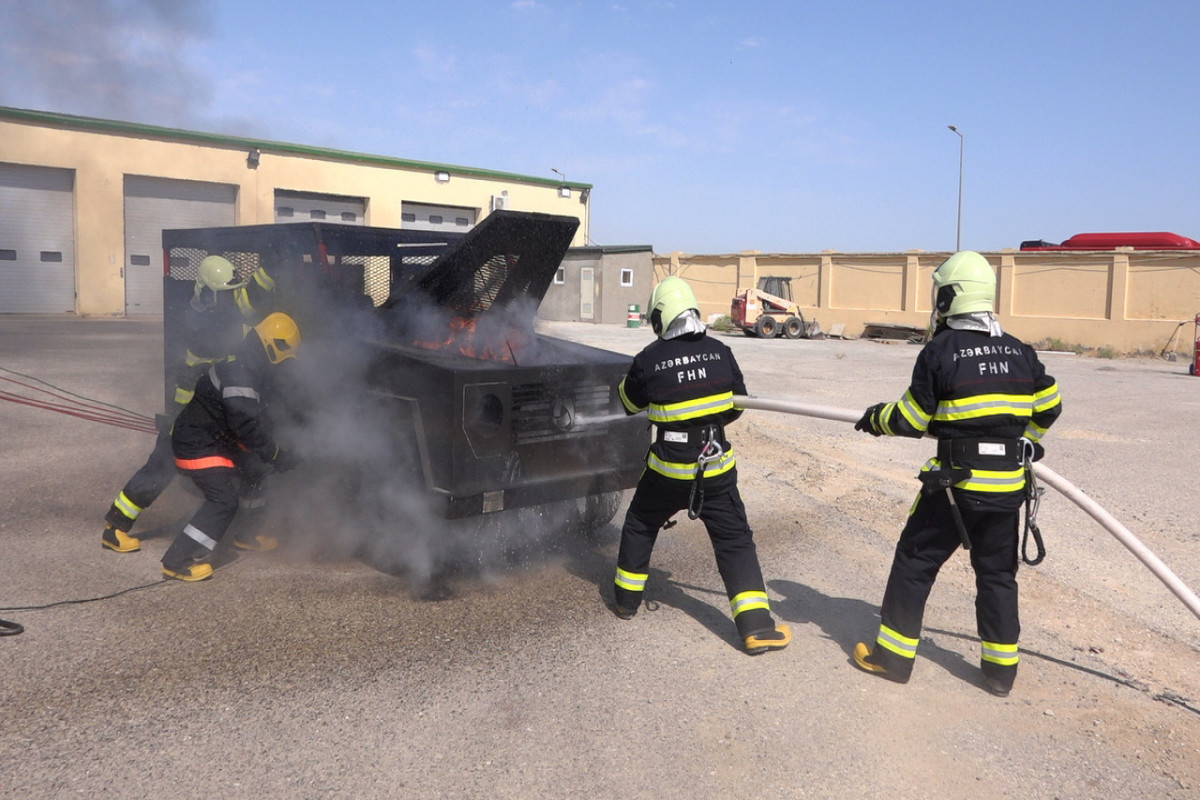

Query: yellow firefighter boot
<box><xmin>102</xmin><ymin>524</ymin><xmax>141</xmax><ymax>553</ymax></box>
<box><xmin>744</xmin><ymin>623</ymin><xmax>791</xmax><ymax>655</ymax></box>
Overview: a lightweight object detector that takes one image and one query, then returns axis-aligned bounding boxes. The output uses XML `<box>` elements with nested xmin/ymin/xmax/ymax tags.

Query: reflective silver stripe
<box><xmin>114</xmin><ymin>491</ymin><xmax>142</xmax><ymax>519</ymax></box>
<box><xmin>618</xmin><ymin>377</ymin><xmax>643</xmax><ymax>414</ymax></box>
<box><xmin>730</xmin><ymin>590</ymin><xmax>770</xmax><ymax>617</ymax></box>
<box><xmin>647</xmin><ymin>391</ymin><xmax>734</xmax><ymax>423</ymax></box>
<box><xmin>936</xmin><ymin>393</ymin><xmax>1033</xmax><ymax>421</ymax></box>
<box><xmin>981</xmin><ymin>640</ymin><xmax>1019</xmax><ymax>666</ymax></box>
<box><xmin>896</xmin><ymin>390</ymin><xmax>930</xmax><ymax>431</ymax></box>
<box><xmin>876</xmin><ymin>624</ymin><xmax>918</xmax><ymax>659</ymax></box>
<box><xmin>921</xmin><ymin>459</ymin><xmax>1025</xmax><ymax>493</ymax></box>
<box><xmin>222</xmin><ymin>385</ymin><xmax>260</xmax><ymax>401</ymax></box>
<box><xmin>182</xmin><ymin>523</ymin><xmax>218</xmax><ymax>551</ymax></box>
<box><xmin>647</xmin><ymin>448</ymin><xmax>736</xmax><ymax>479</ymax></box>
<box><xmin>208</xmin><ymin>365</ymin><xmax>221</xmax><ymax>390</ymax></box>
<box><xmin>614</xmin><ymin>567</ymin><xmax>647</xmax><ymax>592</ymax></box>
<box><xmin>1032</xmin><ymin>383</ymin><xmax>1061</xmax><ymax>412</ymax></box>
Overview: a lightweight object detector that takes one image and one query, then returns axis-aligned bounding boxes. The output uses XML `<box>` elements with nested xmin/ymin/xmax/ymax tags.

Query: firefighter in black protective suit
<box><xmin>101</xmin><ymin>255</ymin><xmax>271</xmax><ymax>553</ymax></box>
<box><xmin>612</xmin><ymin>275</ymin><xmax>791</xmax><ymax>655</ymax></box>
<box><xmin>851</xmin><ymin>251</ymin><xmax>1062</xmax><ymax>696</ymax></box>
<box><xmin>160</xmin><ymin>311</ymin><xmax>301</xmax><ymax>581</ymax></box>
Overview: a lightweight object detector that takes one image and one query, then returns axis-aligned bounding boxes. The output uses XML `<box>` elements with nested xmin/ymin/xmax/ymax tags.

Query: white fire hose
<box><xmin>733</xmin><ymin>394</ymin><xmax>1200</xmax><ymax>622</ymax></box>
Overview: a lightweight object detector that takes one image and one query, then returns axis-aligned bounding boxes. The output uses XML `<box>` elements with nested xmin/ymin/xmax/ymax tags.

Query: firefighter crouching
<box><xmin>101</xmin><ymin>255</ymin><xmax>249</xmax><ymax>553</ymax></box>
<box><xmin>612</xmin><ymin>275</ymin><xmax>790</xmax><ymax>655</ymax></box>
<box><xmin>160</xmin><ymin>312</ymin><xmax>301</xmax><ymax>581</ymax></box>
<box><xmin>851</xmin><ymin>251</ymin><xmax>1062</xmax><ymax>696</ymax></box>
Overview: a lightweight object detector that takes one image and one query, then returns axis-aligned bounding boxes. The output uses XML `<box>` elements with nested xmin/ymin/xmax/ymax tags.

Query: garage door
<box><xmin>0</xmin><ymin>162</ymin><xmax>76</xmax><ymax>313</ymax></box>
<box><xmin>401</xmin><ymin>202</ymin><xmax>477</xmax><ymax>233</ymax></box>
<box><xmin>275</xmin><ymin>190</ymin><xmax>366</xmax><ymax>225</ymax></box>
<box><xmin>124</xmin><ymin>176</ymin><xmax>237</xmax><ymax>314</ymax></box>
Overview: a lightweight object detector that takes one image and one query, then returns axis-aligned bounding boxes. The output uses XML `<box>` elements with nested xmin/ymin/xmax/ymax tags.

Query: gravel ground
<box><xmin>2</xmin><ymin>316</ymin><xmax>1199</xmax><ymax>800</ymax></box>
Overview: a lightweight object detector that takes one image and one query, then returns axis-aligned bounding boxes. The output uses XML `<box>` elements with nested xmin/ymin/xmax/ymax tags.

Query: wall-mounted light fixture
<box><xmin>558</xmin><ymin>186</ymin><xmax>571</xmax><ymax>198</ymax></box>
<box><xmin>247</xmin><ymin>148</ymin><xmax>261</xmax><ymax>169</ymax></box>
<box><xmin>435</xmin><ymin>170</ymin><xmax>450</xmax><ymax>183</ymax></box>
<box><xmin>579</xmin><ymin>187</ymin><xmax>590</xmax><ymax>204</ymax></box>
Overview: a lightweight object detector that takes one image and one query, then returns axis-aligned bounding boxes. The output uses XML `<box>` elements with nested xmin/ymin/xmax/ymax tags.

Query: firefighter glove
<box><xmin>855</xmin><ymin>403</ymin><xmax>885</xmax><ymax>436</ymax></box>
<box><xmin>271</xmin><ymin>447</ymin><xmax>299</xmax><ymax>473</ymax></box>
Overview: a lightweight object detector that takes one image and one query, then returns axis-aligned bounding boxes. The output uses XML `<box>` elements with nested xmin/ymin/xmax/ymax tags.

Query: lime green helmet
<box><xmin>196</xmin><ymin>255</ymin><xmax>244</xmax><ymax>294</ymax></box>
<box><xmin>932</xmin><ymin>251</ymin><xmax>996</xmax><ymax>318</ymax></box>
<box><xmin>648</xmin><ymin>275</ymin><xmax>702</xmax><ymax>339</ymax></box>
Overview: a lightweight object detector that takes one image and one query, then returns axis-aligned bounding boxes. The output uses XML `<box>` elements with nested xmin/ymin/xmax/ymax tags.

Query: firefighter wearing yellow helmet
<box><xmin>613</xmin><ymin>275</ymin><xmax>791</xmax><ymax>655</ymax></box>
<box><xmin>160</xmin><ymin>312</ymin><xmax>302</xmax><ymax>581</ymax></box>
<box><xmin>852</xmin><ymin>252</ymin><xmax>1063</xmax><ymax>695</ymax></box>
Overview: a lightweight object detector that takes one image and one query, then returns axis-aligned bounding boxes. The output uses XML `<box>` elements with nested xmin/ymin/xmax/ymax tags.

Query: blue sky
<box><xmin>3</xmin><ymin>0</ymin><xmax>1198</xmax><ymax>254</ymax></box>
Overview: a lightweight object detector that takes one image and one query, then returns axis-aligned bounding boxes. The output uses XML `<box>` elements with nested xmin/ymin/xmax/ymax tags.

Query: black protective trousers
<box><xmin>105</xmin><ymin>431</ymin><xmax>176</xmax><ymax>531</ymax></box>
<box><xmin>615</xmin><ymin>469</ymin><xmax>774</xmax><ymax>638</ymax></box>
<box><xmin>875</xmin><ymin>489</ymin><xmax>1021</xmax><ymax>684</ymax></box>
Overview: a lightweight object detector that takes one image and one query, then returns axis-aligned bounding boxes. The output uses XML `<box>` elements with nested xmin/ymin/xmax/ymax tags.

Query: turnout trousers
<box><xmin>614</xmin><ymin>470</ymin><xmax>775</xmax><ymax>638</ymax></box>
<box><xmin>105</xmin><ymin>431</ymin><xmax>176</xmax><ymax>532</ymax></box>
<box><xmin>872</xmin><ymin>489</ymin><xmax>1021</xmax><ymax>688</ymax></box>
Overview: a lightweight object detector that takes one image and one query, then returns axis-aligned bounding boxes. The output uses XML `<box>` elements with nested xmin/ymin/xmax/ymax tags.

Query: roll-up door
<box><xmin>0</xmin><ymin>163</ymin><xmax>76</xmax><ymax>313</ymax></box>
<box><xmin>124</xmin><ymin>176</ymin><xmax>236</xmax><ymax>314</ymax></box>
<box><xmin>401</xmin><ymin>202</ymin><xmax>477</xmax><ymax>233</ymax></box>
<box><xmin>275</xmin><ymin>190</ymin><xmax>366</xmax><ymax>225</ymax></box>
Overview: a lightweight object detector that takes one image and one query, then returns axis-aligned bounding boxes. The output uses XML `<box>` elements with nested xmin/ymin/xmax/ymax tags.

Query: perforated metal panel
<box><xmin>0</xmin><ymin>162</ymin><xmax>75</xmax><ymax>313</ymax></box>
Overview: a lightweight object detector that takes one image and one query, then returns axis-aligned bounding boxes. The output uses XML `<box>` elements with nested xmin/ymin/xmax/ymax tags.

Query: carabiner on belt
<box><xmin>687</xmin><ymin>426</ymin><xmax>723</xmax><ymax>520</ymax></box>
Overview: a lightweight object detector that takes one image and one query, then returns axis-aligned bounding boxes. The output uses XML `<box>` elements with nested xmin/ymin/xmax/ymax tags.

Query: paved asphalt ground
<box><xmin>3</xmin><ymin>315</ymin><xmax>1200</xmax><ymax>799</ymax></box>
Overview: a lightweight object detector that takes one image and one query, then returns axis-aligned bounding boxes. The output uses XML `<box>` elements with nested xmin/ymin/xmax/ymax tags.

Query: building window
<box><xmin>554</xmin><ymin>268</ymin><xmax>565</xmax><ymax>285</ymax></box>
<box><xmin>620</xmin><ymin>269</ymin><xmax>634</xmax><ymax>287</ymax></box>
<box><xmin>129</xmin><ymin>255</ymin><xmax>151</xmax><ymax>266</ymax></box>
<box><xmin>430</xmin><ymin>215</ymin><xmax>443</xmax><ymax>225</ymax></box>
<box><xmin>402</xmin><ymin>212</ymin><xmax>416</xmax><ymax>223</ymax></box>
<box><xmin>310</xmin><ymin>209</ymin><xmax>326</xmax><ymax>220</ymax></box>
<box><xmin>341</xmin><ymin>212</ymin><xmax>357</xmax><ymax>222</ymax></box>
<box><xmin>456</xmin><ymin>217</ymin><xmax>469</xmax><ymax>226</ymax></box>
<box><xmin>277</xmin><ymin>207</ymin><xmax>294</xmax><ymax>217</ymax></box>
<box><xmin>0</xmin><ymin>249</ymin><xmax>16</xmax><ymax>261</ymax></box>
<box><xmin>41</xmin><ymin>251</ymin><xmax>63</xmax><ymax>262</ymax></box>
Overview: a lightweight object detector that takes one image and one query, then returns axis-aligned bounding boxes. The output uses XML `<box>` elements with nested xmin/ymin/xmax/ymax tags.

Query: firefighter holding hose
<box><xmin>851</xmin><ymin>251</ymin><xmax>1062</xmax><ymax>695</ymax></box>
<box><xmin>612</xmin><ymin>275</ymin><xmax>791</xmax><ymax>655</ymax></box>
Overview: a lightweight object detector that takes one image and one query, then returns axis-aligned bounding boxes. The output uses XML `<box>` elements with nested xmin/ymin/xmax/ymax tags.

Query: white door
<box><xmin>0</xmin><ymin>162</ymin><xmax>76</xmax><ymax>312</ymax></box>
<box><xmin>580</xmin><ymin>267</ymin><xmax>594</xmax><ymax>321</ymax></box>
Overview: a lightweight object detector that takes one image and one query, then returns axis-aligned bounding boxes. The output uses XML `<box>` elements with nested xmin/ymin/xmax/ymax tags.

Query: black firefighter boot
<box><xmin>161</xmin><ymin>534</ymin><xmax>214</xmax><ymax>582</ymax></box>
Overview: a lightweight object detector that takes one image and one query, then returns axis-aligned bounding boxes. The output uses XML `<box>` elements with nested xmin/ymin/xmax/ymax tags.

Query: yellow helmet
<box><xmin>932</xmin><ymin>251</ymin><xmax>996</xmax><ymax>318</ymax></box>
<box><xmin>254</xmin><ymin>312</ymin><xmax>301</xmax><ymax>364</ymax></box>
<box><xmin>648</xmin><ymin>275</ymin><xmax>702</xmax><ymax>339</ymax></box>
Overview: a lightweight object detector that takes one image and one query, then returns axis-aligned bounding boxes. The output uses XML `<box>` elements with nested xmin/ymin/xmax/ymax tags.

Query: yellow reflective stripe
<box><xmin>235</xmin><ymin>286</ymin><xmax>252</xmax><ymax>317</ymax></box>
<box><xmin>1032</xmin><ymin>382</ymin><xmax>1061</xmax><ymax>413</ymax></box>
<box><xmin>174</xmin><ymin>386</ymin><xmax>195</xmax><ymax>405</ymax></box>
<box><xmin>1022</xmin><ymin>421</ymin><xmax>1048</xmax><ymax>442</ymax></box>
<box><xmin>730</xmin><ymin>590</ymin><xmax>770</xmax><ymax>618</ymax></box>
<box><xmin>981</xmin><ymin>640</ymin><xmax>1019</xmax><ymax>666</ymax></box>
<box><xmin>184</xmin><ymin>349</ymin><xmax>217</xmax><ymax>368</ymax></box>
<box><xmin>647</xmin><ymin>448</ymin><xmax>736</xmax><ymax>480</ymax></box>
<box><xmin>614</xmin><ymin>567</ymin><xmax>647</xmax><ymax>592</ymax></box>
<box><xmin>251</xmin><ymin>267</ymin><xmax>275</xmax><ymax>292</ymax></box>
<box><xmin>936</xmin><ymin>393</ymin><xmax>1033</xmax><ymax>422</ymax></box>
<box><xmin>114</xmin><ymin>491</ymin><xmax>143</xmax><ymax>520</ymax></box>
<box><xmin>921</xmin><ymin>459</ymin><xmax>1025</xmax><ymax>493</ymax></box>
<box><xmin>618</xmin><ymin>376</ymin><xmax>643</xmax><ymax>414</ymax></box>
<box><xmin>647</xmin><ymin>391</ymin><xmax>734</xmax><ymax>424</ymax></box>
<box><xmin>878</xmin><ymin>402</ymin><xmax>898</xmax><ymax>436</ymax></box>
<box><xmin>896</xmin><ymin>390</ymin><xmax>931</xmax><ymax>432</ymax></box>
<box><xmin>876</xmin><ymin>624</ymin><xmax>918</xmax><ymax>659</ymax></box>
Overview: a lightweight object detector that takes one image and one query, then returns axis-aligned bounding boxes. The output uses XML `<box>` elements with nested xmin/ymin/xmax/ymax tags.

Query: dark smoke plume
<box><xmin>0</xmin><ymin>0</ymin><xmax>217</xmax><ymax>127</ymax></box>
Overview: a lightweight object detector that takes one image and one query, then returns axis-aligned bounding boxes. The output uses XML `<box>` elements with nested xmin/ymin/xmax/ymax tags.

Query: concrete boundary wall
<box><xmin>654</xmin><ymin>249</ymin><xmax>1200</xmax><ymax>352</ymax></box>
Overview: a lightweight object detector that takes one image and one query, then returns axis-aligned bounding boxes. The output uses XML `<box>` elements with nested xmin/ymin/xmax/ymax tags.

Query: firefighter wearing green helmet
<box><xmin>101</xmin><ymin>254</ymin><xmax>277</xmax><ymax>555</ymax></box>
<box><xmin>612</xmin><ymin>275</ymin><xmax>791</xmax><ymax>655</ymax></box>
<box><xmin>851</xmin><ymin>251</ymin><xmax>1063</xmax><ymax>696</ymax></box>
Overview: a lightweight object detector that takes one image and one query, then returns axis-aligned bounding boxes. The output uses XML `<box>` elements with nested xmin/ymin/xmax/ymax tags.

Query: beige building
<box><xmin>657</xmin><ymin>247</ymin><xmax>1200</xmax><ymax>354</ymax></box>
<box><xmin>0</xmin><ymin>106</ymin><xmax>592</xmax><ymax>316</ymax></box>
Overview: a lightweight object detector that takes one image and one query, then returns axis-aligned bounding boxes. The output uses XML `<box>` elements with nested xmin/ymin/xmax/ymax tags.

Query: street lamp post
<box><xmin>948</xmin><ymin>125</ymin><xmax>964</xmax><ymax>251</ymax></box>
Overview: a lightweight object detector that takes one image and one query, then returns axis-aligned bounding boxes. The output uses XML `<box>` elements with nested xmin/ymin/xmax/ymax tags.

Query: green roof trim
<box><xmin>0</xmin><ymin>105</ymin><xmax>593</xmax><ymax>190</ymax></box>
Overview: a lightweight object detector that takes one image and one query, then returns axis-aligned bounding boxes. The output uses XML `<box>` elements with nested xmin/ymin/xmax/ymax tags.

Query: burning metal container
<box><xmin>161</xmin><ymin>212</ymin><xmax>645</xmax><ymax>555</ymax></box>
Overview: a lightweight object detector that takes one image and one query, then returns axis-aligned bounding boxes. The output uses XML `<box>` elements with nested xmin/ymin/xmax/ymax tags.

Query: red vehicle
<box><xmin>1020</xmin><ymin>232</ymin><xmax>1200</xmax><ymax>251</ymax></box>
